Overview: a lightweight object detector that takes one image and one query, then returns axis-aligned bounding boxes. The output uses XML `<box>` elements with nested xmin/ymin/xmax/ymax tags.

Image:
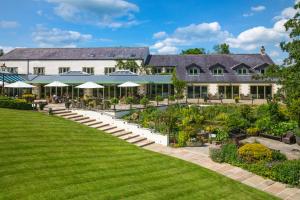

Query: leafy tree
<box><xmin>125</xmin><ymin>96</ymin><xmax>134</xmax><ymax>109</ymax></box>
<box><xmin>171</xmin><ymin>70</ymin><xmax>186</xmax><ymax>102</ymax></box>
<box><xmin>289</xmin><ymin>99</ymin><xmax>300</xmax><ymax>127</ymax></box>
<box><xmin>140</xmin><ymin>96</ymin><xmax>150</xmax><ymax>108</ymax></box>
<box><xmin>110</xmin><ymin>98</ymin><xmax>119</xmax><ymax>110</ymax></box>
<box><xmin>213</xmin><ymin>43</ymin><xmax>230</xmax><ymax>54</ymax></box>
<box><xmin>264</xmin><ymin>2</ymin><xmax>300</xmax><ymax>105</ymax></box>
<box><xmin>181</xmin><ymin>48</ymin><xmax>206</xmax><ymax>55</ymax></box>
<box><xmin>116</xmin><ymin>60</ymin><xmax>152</xmax><ymax>74</ymax></box>
<box><xmin>0</xmin><ymin>49</ymin><xmax>3</xmax><ymax>57</ymax></box>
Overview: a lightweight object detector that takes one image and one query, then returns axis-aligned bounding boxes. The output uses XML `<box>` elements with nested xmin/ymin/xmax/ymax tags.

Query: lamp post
<box><xmin>1</xmin><ymin>63</ymin><xmax>7</xmax><ymax>95</ymax></box>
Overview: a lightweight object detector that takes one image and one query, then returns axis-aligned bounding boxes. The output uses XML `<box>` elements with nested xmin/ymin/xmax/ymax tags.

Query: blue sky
<box><xmin>0</xmin><ymin>0</ymin><xmax>298</xmax><ymax>63</ymax></box>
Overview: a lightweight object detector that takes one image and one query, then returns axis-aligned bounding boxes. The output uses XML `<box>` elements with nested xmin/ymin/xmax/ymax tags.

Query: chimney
<box><xmin>260</xmin><ymin>46</ymin><xmax>266</xmax><ymax>55</ymax></box>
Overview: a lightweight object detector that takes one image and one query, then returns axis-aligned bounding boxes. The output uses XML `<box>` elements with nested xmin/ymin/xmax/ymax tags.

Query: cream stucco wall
<box><xmin>208</xmin><ymin>84</ymin><xmax>218</xmax><ymax>95</ymax></box>
<box><xmin>2</xmin><ymin>59</ymin><xmax>143</xmax><ymax>75</ymax></box>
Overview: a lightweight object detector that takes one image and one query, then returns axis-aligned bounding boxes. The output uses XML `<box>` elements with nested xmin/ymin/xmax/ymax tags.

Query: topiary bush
<box><xmin>0</xmin><ymin>98</ymin><xmax>33</xmax><ymax>110</ymax></box>
<box><xmin>238</xmin><ymin>143</ymin><xmax>272</xmax><ymax>163</ymax></box>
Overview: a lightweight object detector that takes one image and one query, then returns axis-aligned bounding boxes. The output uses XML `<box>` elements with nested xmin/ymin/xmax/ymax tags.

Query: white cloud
<box><xmin>270</xmin><ymin>50</ymin><xmax>280</xmax><ymax>57</ymax></box>
<box><xmin>47</xmin><ymin>0</ymin><xmax>140</xmax><ymax>28</ymax></box>
<box><xmin>0</xmin><ymin>20</ymin><xmax>19</xmax><ymax>29</ymax></box>
<box><xmin>226</xmin><ymin>19</ymin><xmax>288</xmax><ymax>51</ymax></box>
<box><xmin>0</xmin><ymin>46</ymin><xmax>17</xmax><ymax>53</ymax></box>
<box><xmin>153</xmin><ymin>31</ymin><xmax>167</xmax><ymax>39</ymax></box>
<box><xmin>243</xmin><ymin>13</ymin><xmax>254</xmax><ymax>17</ymax></box>
<box><xmin>151</xmin><ymin>22</ymin><xmax>230</xmax><ymax>54</ymax></box>
<box><xmin>251</xmin><ymin>5</ymin><xmax>266</xmax><ymax>12</ymax></box>
<box><xmin>32</xmin><ymin>26</ymin><xmax>92</xmax><ymax>47</ymax></box>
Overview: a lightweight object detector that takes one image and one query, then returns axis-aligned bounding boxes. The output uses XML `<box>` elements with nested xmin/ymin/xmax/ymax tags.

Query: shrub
<box><xmin>140</xmin><ymin>97</ymin><xmax>150</xmax><ymax>108</ymax></box>
<box><xmin>0</xmin><ymin>98</ymin><xmax>33</xmax><ymax>110</ymax></box>
<box><xmin>214</xmin><ymin>112</ymin><xmax>229</xmax><ymax>121</ymax></box>
<box><xmin>238</xmin><ymin>143</ymin><xmax>272</xmax><ymax>163</ymax></box>
<box><xmin>234</xmin><ymin>96</ymin><xmax>240</xmax><ymax>103</ymax></box>
<box><xmin>215</xmin><ymin>128</ymin><xmax>229</xmax><ymax>142</ymax></box>
<box><xmin>272</xmin><ymin>160</ymin><xmax>300</xmax><ymax>186</ymax></box>
<box><xmin>178</xmin><ymin>131</ymin><xmax>189</xmax><ymax>147</ymax></box>
<box><xmin>246</xmin><ymin>127</ymin><xmax>260</xmax><ymax>136</ymax></box>
<box><xmin>269</xmin><ymin>121</ymin><xmax>298</xmax><ymax>136</ymax></box>
<box><xmin>155</xmin><ymin>95</ymin><xmax>164</xmax><ymax>105</ymax></box>
<box><xmin>209</xmin><ymin>143</ymin><xmax>239</xmax><ymax>163</ymax></box>
<box><xmin>22</xmin><ymin>93</ymin><xmax>35</xmax><ymax>103</ymax></box>
<box><xmin>110</xmin><ymin>98</ymin><xmax>119</xmax><ymax>110</ymax></box>
<box><xmin>255</xmin><ymin>116</ymin><xmax>272</xmax><ymax>132</ymax></box>
<box><xmin>271</xmin><ymin>150</ymin><xmax>287</xmax><ymax>162</ymax></box>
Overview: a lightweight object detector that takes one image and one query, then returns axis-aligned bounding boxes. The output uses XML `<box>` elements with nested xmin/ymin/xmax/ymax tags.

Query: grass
<box><xmin>0</xmin><ymin>108</ymin><xmax>278</xmax><ymax>200</ymax></box>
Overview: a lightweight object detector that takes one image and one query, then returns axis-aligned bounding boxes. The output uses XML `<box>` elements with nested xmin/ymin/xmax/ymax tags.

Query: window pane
<box><xmin>187</xmin><ymin>86</ymin><xmax>194</xmax><ymax>98</ymax></box>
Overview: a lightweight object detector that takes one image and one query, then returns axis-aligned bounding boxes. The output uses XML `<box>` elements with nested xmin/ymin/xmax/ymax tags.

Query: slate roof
<box><xmin>0</xmin><ymin>47</ymin><xmax>149</xmax><ymax>61</ymax></box>
<box><xmin>26</xmin><ymin>74</ymin><xmax>171</xmax><ymax>84</ymax></box>
<box><xmin>146</xmin><ymin>54</ymin><xmax>275</xmax><ymax>83</ymax></box>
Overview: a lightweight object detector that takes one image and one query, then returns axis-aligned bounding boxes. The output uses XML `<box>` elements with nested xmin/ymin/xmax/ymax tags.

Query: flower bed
<box><xmin>209</xmin><ymin>143</ymin><xmax>300</xmax><ymax>186</ymax></box>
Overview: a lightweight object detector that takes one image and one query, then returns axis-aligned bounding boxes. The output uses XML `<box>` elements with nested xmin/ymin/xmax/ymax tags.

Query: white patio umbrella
<box><xmin>5</xmin><ymin>81</ymin><xmax>35</xmax><ymax>97</ymax></box>
<box><xmin>118</xmin><ymin>81</ymin><xmax>140</xmax><ymax>97</ymax></box>
<box><xmin>5</xmin><ymin>81</ymin><xmax>35</xmax><ymax>88</ymax></box>
<box><xmin>0</xmin><ymin>81</ymin><xmax>8</xmax><ymax>86</ymax></box>
<box><xmin>45</xmin><ymin>81</ymin><xmax>69</xmax><ymax>96</ymax></box>
<box><xmin>75</xmin><ymin>82</ymin><xmax>104</xmax><ymax>99</ymax></box>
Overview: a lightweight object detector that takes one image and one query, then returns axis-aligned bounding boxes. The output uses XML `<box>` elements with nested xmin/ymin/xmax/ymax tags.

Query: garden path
<box><xmin>144</xmin><ymin>143</ymin><xmax>300</xmax><ymax>200</ymax></box>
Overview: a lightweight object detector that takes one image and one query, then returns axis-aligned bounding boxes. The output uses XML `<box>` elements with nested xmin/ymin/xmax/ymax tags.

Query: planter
<box><xmin>229</xmin><ymin>133</ymin><xmax>247</xmax><ymax>141</ymax></box>
<box><xmin>296</xmin><ymin>136</ymin><xmax>300</xmax><ymax>146</ymax></box>
<box><xmin>259</xmin><ymin>133</ymin><xmax>282</xmax><ymax>141</ymax></box>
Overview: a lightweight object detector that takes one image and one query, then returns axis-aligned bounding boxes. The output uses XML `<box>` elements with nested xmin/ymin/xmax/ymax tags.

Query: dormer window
<box><xmin>213</xmin><ymin>67</ymin><xmax>223</xmax><ymax>75</ymax></box>
<box><xmin>188</xmin><ymin>67</ymin><xmax>199</xmax><ymax>75</ymax></box>
<box><xmin>237</xmin><ymin>67</ymin><xmax>248</xmax><ymax>75</ymax></box>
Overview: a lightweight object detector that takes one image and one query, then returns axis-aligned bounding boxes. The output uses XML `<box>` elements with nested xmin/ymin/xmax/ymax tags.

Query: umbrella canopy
<box><xmin>45</xmin><ymin>81</ymin><xmax>68</xmax><ymax>87</ymax></box>
<box><xmin>75</xmin><ymin>82</ymin><xmax>104</xmax><ymax>89</ymax></box>
<box><xmin>118</xmin><ymin>81</ymin><xmax>140</xmax><ymax>88</ymax></box>
<box><xmin>0</xmin><ymin>81</ymin><xmax>8</xmax><ymax>86</ymax></box>
<box><xmin>5</xmin><ymin>81</ymin><xmax>35</xmax><ymax>88</ymax></box>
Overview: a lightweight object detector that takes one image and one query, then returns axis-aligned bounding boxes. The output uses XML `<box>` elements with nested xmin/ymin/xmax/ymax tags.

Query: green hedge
<box><xmin>0</xmin><ymin>98</ymin><xmax>33</xmax><ymax>110</ymax></box>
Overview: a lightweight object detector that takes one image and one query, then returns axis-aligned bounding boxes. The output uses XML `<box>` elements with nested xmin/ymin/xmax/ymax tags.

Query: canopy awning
<box><xmin>5</xmin><ymin>81</ymin><xmax>35</xmax><ymax>88</ymax></box>
<box><xmin>45</xmin><ymin>81</ymin><xmax>69</xmax><ymax>87</ymax></box>
<box><xmin>118</xmin><ymin>81</ymin><xmax>140</xmax><ymax>88</ymax></box>
<box><xmin>75</xmin><ymin>82</ymin><xmax>104</xmax><ymax>89</ymax></box>
<box><xmin>0</xmin><ymin>81</ymin><xmax>9</xmax><ymax>86</ymax></box>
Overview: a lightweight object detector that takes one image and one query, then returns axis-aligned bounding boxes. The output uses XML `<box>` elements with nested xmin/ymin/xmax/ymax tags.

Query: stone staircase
<box><xmin>49</xmin><ymin>108</ymin><xmax>155</xmax><ymax>147</ymax></box>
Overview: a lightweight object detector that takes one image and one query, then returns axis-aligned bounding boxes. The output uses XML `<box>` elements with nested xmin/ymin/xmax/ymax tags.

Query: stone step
<box><xmin>78</xmin><ymin>118</ymin><xmax>96</xmax><ymax>124</ymax></box>
<box><xmin>89</xmin><ymin>122</ymin><xmax>106</xmax><ymax>128</ymax></box>
<box><xmin>65</xmin><ymin>115</ymin><xmax>83</xmax><ymax>119</ymax></box>
<box><xmin>112</xmin><ymin>131</ymin><xmax>132</xmax><ymax>137</ymax></box>
<box><xmin>95</xmin><ymin>123</ymin><xmax>110</xmax><ymax>129</ymax></box>
<box><xmin>57</xmin><ymin>112</ymin><xmax>77</xmax><ymax>117</ymax></box>
<box><xmin>136</xmin><ymin>140</ymin><xmax>155</xmax><ymax>147</ymax></box>
<box><xmin>85</xmin><ymin>121</ymin><xmax>102</xmax><ymax>126</ymax></box>
<box><xmin>99</xmin><ymin>126</ymin><xmax>117</xmax><ymax>132</ymax></box>
<box><xmin>120</xmin><ymin>134</ymin><xmax>139</xmax><ymax>140</ymax></box>
<box><xmin>73</xmin><ymin>116</ymin><xmax>89</xmax><ymax>122</ymax></box>
<box><xmin>106</xmin><ymin>128</ymin><xmax>125</xmax><ymax>134</ymax></box>
<box><xmin>127</xmin><ymin>137</ymin><xmax>147</xmax><ymax>144</ymax></box>
<box><xmin>46</xmin><ymin>108</ymin><xmax>66</xmax><ymax>112</ymax></box>
<box><xmin>53</xmin><ymin>110</ymin><xmax>70</xmax><ymax>114</ymax></box>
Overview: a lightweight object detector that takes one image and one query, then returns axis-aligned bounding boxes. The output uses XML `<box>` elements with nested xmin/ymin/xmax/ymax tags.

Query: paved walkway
<box><xmin>144</xmin><ymin>143</ymin><xmax>300</xmax><ymax>200</ymax></box>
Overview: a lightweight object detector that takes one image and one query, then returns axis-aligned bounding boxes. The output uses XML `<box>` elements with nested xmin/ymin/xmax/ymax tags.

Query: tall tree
<box><xmin>264</xmin><ymin>2</ymin><xmax>300</xmax><ymax>125</ymax></box>
<box><xmin>181</xmin><ymin>48</ymin><xmax>206</xmax><ymax>55</ymax></box>
<box><xmin>213</xmin><ymin>43</ymin><xmax>230</xmax><ymax>54</ymax></box>
<box><xmin>0</xmin><ymin>49</ymin><xmax>3</xmax><ymax>57</ymax></box>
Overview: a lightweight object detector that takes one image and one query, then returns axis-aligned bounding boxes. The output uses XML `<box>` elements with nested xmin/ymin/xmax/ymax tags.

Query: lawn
<box><xmin>0</xmin><ymin>108</ymin><xmax>278</xmax><ymax>200</ymax></box>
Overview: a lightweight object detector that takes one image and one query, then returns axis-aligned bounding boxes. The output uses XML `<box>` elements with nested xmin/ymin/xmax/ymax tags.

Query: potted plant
<box><xmin>125</xmin><ymin>96</ymin><xmax>134</xmax><ymax>109</ymax></box>
<box><xmin>155</xmin><ymin>95</ymin><xmax>164</xmax><ymax>106</ymax></box>
<box><xmin>234</xmin><ymin>96</ymin><xmax>240</xmax><ymax>104</ymax></box>
<box><xmin>140</xmin><ymin>96</ymin><xmax>149</xmax><ymax>108</ymax></box>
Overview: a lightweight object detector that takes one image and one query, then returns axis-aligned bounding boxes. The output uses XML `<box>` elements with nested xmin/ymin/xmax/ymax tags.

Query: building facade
<box><xmin>0</xmin><ymin>47</ymin><xmax>278</xmax><ymax>99</ymax></box>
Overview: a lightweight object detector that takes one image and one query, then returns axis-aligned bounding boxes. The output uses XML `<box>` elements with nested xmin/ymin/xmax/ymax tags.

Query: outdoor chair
<box><xmin>282</xmin><ymin>131</ymin><xmax>296</xmax><ymax>144</ymax></box>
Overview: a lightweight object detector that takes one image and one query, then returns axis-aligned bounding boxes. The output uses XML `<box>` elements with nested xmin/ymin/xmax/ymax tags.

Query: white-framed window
<box><xmin>6</xmin><ymin>67</ymin><xmax>18</xmax><ymax>74</ymax></box>
<box><xmin>33</xmin><ymin>67</ymin><xmax>45</xmax><ymax>75</ymax></box>
<box><xmin>165</xmin><ymin>67</ymin><xmax>174</xmax><ymax>74</ymax></box>
<box><xmin>237</xmin><ymin>67</ymin><xmax>248</xmax><ymax>75</ymax></box>
<box><xmin>59</xmin><ymin>67</ymin><xmax>70</xmax><ymax>74</ymax></box>
<box><xmin>104</xmin><ymin>67</ymin><xmax>116</xmax><ymax>75</ymax></box>
<box><xmin>212</xmin><ymin>67</ymin><xmax>224</xmax><ymax>75</ymax></box>
<box><xmin>129</xmin><ymin>68</ymin><xmax>137</xmax><ymax>74</ymax></box>
<box><xmin>188</xmin><ymin>67</ymin><xmax>199</xmax><ymax>75</ymax></box>
<box><xmin>154</xmin><ymin>67</ymin><xmax>162</xmax><ymax>74</ymax></box>
<box><xmin>260</xmin><ymin>69</ymin><xmax>265</xmax><ymax>74</ymax></box>
<box><xmin>82</xmin><ymin>67</ymin><xmax>94</xmax><ymax>75</ymax></box>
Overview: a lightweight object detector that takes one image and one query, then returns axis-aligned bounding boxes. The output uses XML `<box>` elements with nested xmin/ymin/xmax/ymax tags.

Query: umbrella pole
<box><xmin>103</xmin><ymin>88</ymin><xmax>104</xmax><ymax>100</ymax></box>
<box><xmin>78</xmin><ymin>88</ymin><xmax>79</xmax><ymax>99</ymax></box>
<box><xmin>97</xmin><ymin>88</ymin><xmax>99</xmax><ymax>98</ymax></box>
<box><xmin>55</xmin><ymin>87</ymin><xmax>57</xmax><ymax>96</ymax></box>
<box><xmin>72</xmin><ymin>85</ymin><xmax>74</xmax><ymax>99</ymax></box>
<box><xmin>61</xmin><ymin>87</ymin><xmax>63</xmax><ymax>97</ymax></box>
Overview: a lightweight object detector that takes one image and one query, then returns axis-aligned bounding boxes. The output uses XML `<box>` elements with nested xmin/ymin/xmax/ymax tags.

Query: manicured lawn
<box><xmin>0</xmin><ymin>108</ymin><xmax>278</xmax><ymax>200</ymax></box>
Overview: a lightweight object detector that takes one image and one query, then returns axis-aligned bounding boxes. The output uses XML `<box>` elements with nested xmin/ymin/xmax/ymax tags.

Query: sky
<box><xmin>0</xmin><ymin>0</ymin><xmax>299</xmax><ymax>64</ymax></box>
